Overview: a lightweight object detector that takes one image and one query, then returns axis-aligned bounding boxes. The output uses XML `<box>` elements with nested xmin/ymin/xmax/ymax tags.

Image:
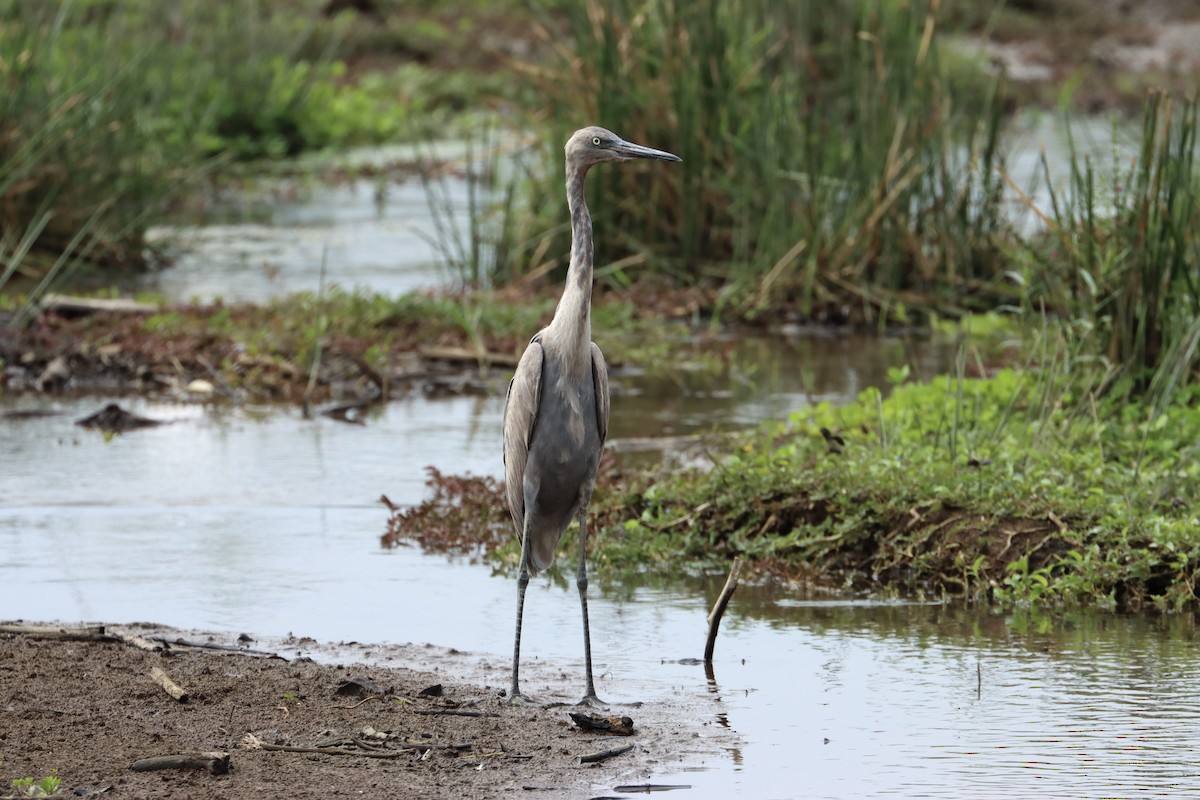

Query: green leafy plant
<box><xmin>10</xmin><ymin>769</ymin><xmax>62</xmax><ymax>797</ymax></box>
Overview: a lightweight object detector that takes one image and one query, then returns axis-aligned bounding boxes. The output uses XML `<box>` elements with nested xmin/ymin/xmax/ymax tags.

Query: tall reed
<box><xmin>1022</xmin><ymin>91</ymin><xmax>1200</xmax><ymax>408</ymax></box>
<box><xmin>0</xmin><ymin>3</ymin><xmax>196</xmax><ymax>281</ymax></box>
<box><xmin>509</xmin><ymin>0</ymin><xmax>1008</xmax><ymax>316</ymax></box>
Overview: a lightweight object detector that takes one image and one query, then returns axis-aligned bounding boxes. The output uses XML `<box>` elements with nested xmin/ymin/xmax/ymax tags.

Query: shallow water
<box><xmin>1001</xmin><ymin>112</ymin><xmax>1142</xmax><ymax>237</ymax></box>
<box><xmin>5</xmin><ymin>387</ymin><xmax>1200</xmax><ymax>797</ymax></box>
<box><xmin>140</xmin><ymin>175</ymin><xmax>464</xmax><ymax>304</ymax></box>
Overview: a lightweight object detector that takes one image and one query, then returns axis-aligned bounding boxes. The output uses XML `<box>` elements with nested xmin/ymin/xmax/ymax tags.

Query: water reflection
<box><xmin>138</xmin><ymin>176</ymin><xmax>469</xmax><ymax>304</ymax></box>
<box><xmin>679</xmin><ymin>598</ymin><xmax>1200</xmax><ymax>798</ymax></box>
<box><xmin>613</xmin><ymin>332</ymin><xmax>952</xmax><ymax>440</ymax></box>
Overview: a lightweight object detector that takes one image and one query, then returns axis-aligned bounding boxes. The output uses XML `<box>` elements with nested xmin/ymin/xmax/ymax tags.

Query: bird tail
<box><xmin>524</xmin><ymin>521</ymin><xmax>562</xmax><ymax>577</ymax></box>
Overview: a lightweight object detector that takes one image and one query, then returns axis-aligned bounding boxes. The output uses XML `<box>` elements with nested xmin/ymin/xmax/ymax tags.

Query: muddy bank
<box><xmin>0</xmin><ymin>624</ymin><xmax>719</xmax><ymax>799</ymax></box>
<box><xmin>0</xmin><ymin>302</ymin><xmax>506</xmax><ymax>407</ymax></box>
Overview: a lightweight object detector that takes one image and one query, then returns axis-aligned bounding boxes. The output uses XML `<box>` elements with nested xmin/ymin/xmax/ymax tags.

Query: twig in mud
<box><xmin>578</xmin><ymin>743</ymin><xmax>634</xmax><ymax>764</ymax></box>
<box><xmin>109</xmin><ymin>627</ymin><xmax>165</xmax><ymax>653</ymax></box>
<box><xmin>413</xmin><ymin>709</ymin><xmax>500</xmax><ymax>718</ymax></box>
<box><xmin>500</xmin><ymin>744</ymin><xmax>533</xmax><ymax>760</ymax></box>
<box><xmin>131</xmin><ymin>752</ymin><xmax>230</xmax><ymax>775</ymax></box>
<box><xmin>40</xmin><ymin>293</ymin><xmax>157</xmax><ymax>315</ymax></box>
<box><xmin>226</xmin><ymin>704</ymin><xmax>238</xmax><ymax>754</ymax></box>
<box><xmin>334</xmin><ymin>695</ymin><xmax>382</xmax><ymax>710</ymax></box>
<box><xmin>569</xmin><ymin>712</ymin><xmax>634</xmax><ymax>736</ymax></box>
<box><xmin>705</xmin><ymin>557</ymin><xmax>744</xmax><ymax>664</ymax></box>
<box><xmin>150</xmin><ymin>666</ymin><xmax>189</xmax><ymax>702</ymax></box>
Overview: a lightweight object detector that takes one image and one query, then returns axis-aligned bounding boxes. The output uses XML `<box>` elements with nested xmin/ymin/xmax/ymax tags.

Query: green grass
<box><xmin>0</xmin><ymin>2</ymin><xmax>209</xmax><ymax>292</ymax></box>
<box><xmin>581</xmin><ymin>337</ymin><xmax>1200</xmax><ymax>609</ymax></box>
<box><xmin>0</xmin><ymin>0</ymin><xmax>493</xmax><ymax>307</ymax></box>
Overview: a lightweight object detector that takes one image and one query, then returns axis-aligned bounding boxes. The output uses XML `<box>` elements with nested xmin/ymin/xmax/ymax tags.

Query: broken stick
<box><xmin>131</xmin><ymin>752</ymin><xmax>230</xmax><ymax>775</ymax></box>
<box><xmin>150</xmin><ymin>666</ymin><xmax>188</xmax><ymax>702</ymax></box>
<box><xmin>0</xmin><ymin>623</ymin><xmax>110</xmax><ymax>641</ymax></box>
<box><xmin>579</xmin><ymin>743</ymin><xmax>634</xmax><ymax>764</ymax></box>
<box><xmin>704</xmin><ymin>557</ymin><xmax>744</xmax><ymax>664</ymax></box>
<box><xmin>110</xmin><ymin>628</ymin><xmax>164</xmax><ymax>653</ymax></box>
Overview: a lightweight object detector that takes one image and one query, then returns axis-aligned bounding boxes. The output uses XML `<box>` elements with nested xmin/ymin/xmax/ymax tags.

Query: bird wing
<box><xmin>590</xmin><ymin>342</ymin><xmax>610</xmax><ymax>444</ymax></box>
<box><xmin>502</xmin><ymin>337</ymin><xmax>544</xmax><ymax>539</ymax></box>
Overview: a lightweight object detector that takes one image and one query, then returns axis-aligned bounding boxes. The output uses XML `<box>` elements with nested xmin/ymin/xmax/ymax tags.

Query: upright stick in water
<box><xmin>502</xmin><ymin>126</ymin><xmax>681</xmax><ymax>706</ymax></box>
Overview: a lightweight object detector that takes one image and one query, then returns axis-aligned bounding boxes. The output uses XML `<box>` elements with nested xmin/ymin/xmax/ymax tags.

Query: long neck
<box><xmin>549</xmin><ymin>161</ymin><xmax>594</xmax><ymax>347</ymax></box>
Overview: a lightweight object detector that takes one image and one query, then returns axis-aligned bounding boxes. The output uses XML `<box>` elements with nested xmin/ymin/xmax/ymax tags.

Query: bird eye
<box><xmin>591</xmin><ymin>136</ymin><xmax>602</xmax><ymax>146</ymax></box>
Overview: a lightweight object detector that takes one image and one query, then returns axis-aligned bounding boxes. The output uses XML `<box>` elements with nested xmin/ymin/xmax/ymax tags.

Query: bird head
<box><xmin>565</xmin><ymin>126</ymin><xmax>682</xmax><ymax>168</ymax></box>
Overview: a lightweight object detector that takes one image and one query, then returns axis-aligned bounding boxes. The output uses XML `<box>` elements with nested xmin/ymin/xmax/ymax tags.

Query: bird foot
<box><xmin>575</xmin><ymin>692</ymin><xmax>608</xmax><ymax>709</ymax></box>
<box><xmin>505</xmin><ymin>691</ymin><xmax>543</xmax><ymax>708</ymax></box>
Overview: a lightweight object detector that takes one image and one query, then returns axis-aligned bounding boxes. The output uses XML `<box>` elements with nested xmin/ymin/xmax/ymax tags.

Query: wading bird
<box><xmin>502</xmin><ymin>126</ymin><xmax>681</xmax><ymax>706</ymax></box>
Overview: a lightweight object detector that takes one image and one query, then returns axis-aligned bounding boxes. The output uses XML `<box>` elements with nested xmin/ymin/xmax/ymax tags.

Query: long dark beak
<box><xmin>613</xmin><ymin>139</ymin><xmax>682</xmax><ymax>162</ymax></box>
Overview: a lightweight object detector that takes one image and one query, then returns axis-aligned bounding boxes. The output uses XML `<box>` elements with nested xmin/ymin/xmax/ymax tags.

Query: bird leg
<box><xmin>576</xmin><ymin>507</ymin><xmax>606</xmax><ymax>707</ymax></box>
<box><xmin>507</xmin><ymin>527</ymin><xmax>540</xmax><ymax>707</ymax></box>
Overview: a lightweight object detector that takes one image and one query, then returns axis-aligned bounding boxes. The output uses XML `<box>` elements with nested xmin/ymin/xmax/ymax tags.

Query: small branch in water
<box><xmin>302</xmin><ymin>246</ymin><xmax>331</xmax><ymax>420</ymax></box>
<box><xmin>417</xmin><ymin>344</ymin><xmax>520</xmax><ymax>369</ymax></box>
<box><xmin>338</xmin><ymin>348</ymin><xmax>389</xmax><ymax>401</ymax></box>
<box><xmin>613</xmin><ymin>785</ymin><xmax>693</xmax><ymax>794</ymax></box>
<box><xmin>705</xmin><ymin>557</ymin><xmax>744</xmax><ymax>664</ymax></box>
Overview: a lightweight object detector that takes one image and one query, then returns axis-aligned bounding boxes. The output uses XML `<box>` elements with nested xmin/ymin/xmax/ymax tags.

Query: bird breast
<box><xmin>528</xmin><ymin>346</ymin><xmax>601</xmax><ymax>478</ymax></box>
<box><xmin>553</xmin><ymin>372</ymin><xmax>587</xmax><ymax>450</ymax></box>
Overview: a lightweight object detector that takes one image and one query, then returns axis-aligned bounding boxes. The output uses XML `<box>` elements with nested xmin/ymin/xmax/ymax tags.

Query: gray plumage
<box><xmin>502</xmin><ymin>125</ymin><xmax>680</xmax><ymax>706</ymax></box>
